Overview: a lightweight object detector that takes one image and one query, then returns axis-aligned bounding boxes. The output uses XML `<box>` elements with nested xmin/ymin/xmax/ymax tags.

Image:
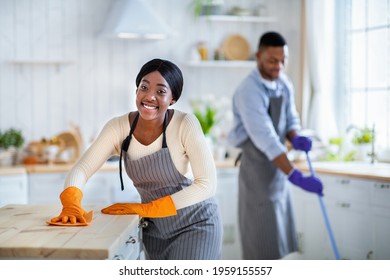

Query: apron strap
<box><xmin>119</xmin><ymin>111</ymin><xmax>168</xmax><ymax>191</ymax></box>
<box><xmin>119</xmin><ymin>113</ymin><xmax>139</xmax><ymax>191</ymax></box>
<box><xmin>162</xmin><ymin>111</ymin><xmax>168</xmax><ymax>148</ymax></box>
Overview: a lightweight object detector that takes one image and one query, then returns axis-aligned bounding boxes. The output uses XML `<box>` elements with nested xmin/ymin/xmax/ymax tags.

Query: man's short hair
<box><xmin>258</xmin><ymin>32</ymin><xmax>287</xmax><ymax>50</ymax></box>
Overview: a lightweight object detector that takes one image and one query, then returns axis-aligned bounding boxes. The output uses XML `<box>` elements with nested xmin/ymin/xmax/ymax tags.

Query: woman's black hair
<box><xmin>135</xmin><ymin>58</ymin><xmax>183</xmax><ymax>101</ymax></box>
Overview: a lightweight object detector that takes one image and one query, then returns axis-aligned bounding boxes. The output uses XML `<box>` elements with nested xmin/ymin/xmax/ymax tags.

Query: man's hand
<box><xmin>291</xmin><ymin>135</ymin><xmax>312</xmax><ymax>152</ymax></box>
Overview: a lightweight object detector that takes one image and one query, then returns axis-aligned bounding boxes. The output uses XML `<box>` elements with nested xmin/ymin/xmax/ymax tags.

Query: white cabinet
<box><xmin>27</xmin><ymin>171</ymin><xmax>112</xmax><ymax>204</ymax></box>
<box><xmin>215</xmin><ymin>167</ymin><xmax>242</xmax><ymax>259</ymax></box>
<box><xmin>28</xmin><ymin>168</ymin><xmax>140</xmax><ymax>205</ymax></box>
<box><xmin>110</xmin><ymin>169</ymin><xmax>141</xmax><ymax>203</ymax></box>
<box><xmin>323</xmin><ymin>176</ymin><xmax>373</xmax><ymax>260</ymax></box>
<box><xmin>292</xmin><ymin>174</ymin><xmax>390</xmax><ymax>260</ymax></box>
<box><xmin>0</xmin><ymin>174</ymin><xmax>28</xmax><ymax>207</ymax></box>
<box><xmin>372</xmin><ymin>181</ymin><xmax>390</xmax><ymax>259</ymax></box>
<box><xmin>83</xmin><ymin>172</ymin><xmax>115</xmax><ymax>205</ymax></box>
<box><xmin>27</xmin><ymin>172</ymin><xmax>113</xmax><ymax>204</ymax></box>
<box><xmin>28</xmin><ymin>172</ymin><xmax>66</xmax><ymax>204</ymax></box>
<box><xmin>111</xmin><ymin>221</ymin><xmax>141</xmax><ymax>260</ymax></box>
<box><xmin>291</xmin><ymin>188</ymin><xmax>334</xmax><ymax>259</ymax></box>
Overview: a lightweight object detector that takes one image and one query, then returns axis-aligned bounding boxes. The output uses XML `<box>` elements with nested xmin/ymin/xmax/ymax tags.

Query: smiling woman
<box><xmin>49</xmin><ymin>58</ymin><xmax>223</xmax><ymax>260</ymax></box>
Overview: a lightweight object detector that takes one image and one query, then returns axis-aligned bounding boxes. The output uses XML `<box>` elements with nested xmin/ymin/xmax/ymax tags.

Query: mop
<box><xmin>305</xmin><ymin>151</ymin><xmax>341</xmax><ymax>260</ymax></box>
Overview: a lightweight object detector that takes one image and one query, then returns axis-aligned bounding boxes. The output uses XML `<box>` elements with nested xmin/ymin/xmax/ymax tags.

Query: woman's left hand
<box><xmin>101</xmin><ymin>196</ymin><xmax>177</xmax><ymax>218</ymax></box>
<box><xmin>101</xmin><ymin>203</ymin><xmax>139</xmax><ymax>215</ymax></box>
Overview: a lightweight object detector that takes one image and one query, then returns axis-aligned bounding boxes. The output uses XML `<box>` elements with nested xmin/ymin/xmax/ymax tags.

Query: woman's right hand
<box><xmin>50</xmin><ymin>186</ymin><xmax>88</xmax><ymax>224</ymax></box>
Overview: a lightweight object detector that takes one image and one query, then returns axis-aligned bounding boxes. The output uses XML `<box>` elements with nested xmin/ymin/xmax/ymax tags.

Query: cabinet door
<box><xmin>319</xmin><ymin>175</ymin><xmax>373</xmax><ymax>260</ymax></box>
<box><xmin>290</xmin><ymin>186</ymin><xmax>305</xmax><ymax>255</ymax></box>
<box><xmin>291</xmin><ymin>186</ymin><xmax>334</xmax><ymax>259</ymax></box>
<box><xmin>325</xmin><ymin>198</ymin><xmax>372</xmax><ymax>259</ymax></box>
<box><xmin>111</xmin><ymin>224</ymin><xmax>141</xmax><ymax>260</ymax></box>
<box><xmin>215</xmin><ymin>168</ymin><xmax>242</xmax><ymax>260</ymax></box>
<box><xmin>293</xmin><ymin>175</ymin><xmax>374</xmax><ymax>260</ymax></box>
<box><xmin>28</xmin><ymin>173</ymin><xmax>65</xmax><ymax>204</ymax></box>
<box><xmin>0</xmin><ymin>174</ymin><xmax>28</xmax><ymax>207</ymax></box>
<box><xmin>83</xmin><ymin>172</ymin><xmax>113</xmax><ymax>205</ymax></box>
<box><xmin>372</xmin><ymin>181</ymin><xmax>390</xmax><ymax>259</ymax></box>
<box><xmin>110</xmin><ymin>170</ymin><xmax>140</xmax><ymax>203</ymax></box>
<box><xmin>29</xmin><ymin>171</ymin><xmax>115</xmax><ymax>205</ymax></box>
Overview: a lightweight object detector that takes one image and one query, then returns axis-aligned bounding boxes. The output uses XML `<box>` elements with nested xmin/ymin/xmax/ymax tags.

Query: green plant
<box><xmin>189</xmin><ymin>0</ymin><xmax>223</xmax><ymax>18</ymax></box>
<box><xmin>329</xmin><ymin>137</ymin><xmax>344</xmax><ymax>147</ymax></box>
<box><xmin>192</xmin><ymin>104</ymin><xmax>218</xmax><ymax>135</ymax></box>
<box><xmin>343</xmin><ymin>150</ymin><xmax>357</xmax><ymax>162</ymax></box>
<box><xmin>0</xmin><ymin>128</ymin><xmax>25</xmax><ymax>149</ymax></box>
<box><xmin>352</xmin><ymin>127</ymin><xmax>373</xmax><ymax>145</ymax></box>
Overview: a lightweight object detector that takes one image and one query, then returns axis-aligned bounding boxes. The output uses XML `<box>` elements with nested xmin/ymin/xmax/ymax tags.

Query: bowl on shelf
<box><xmin>221</xmin><ymin>34</ymin><xmax>250</xmax><ymax>60</ymax></box>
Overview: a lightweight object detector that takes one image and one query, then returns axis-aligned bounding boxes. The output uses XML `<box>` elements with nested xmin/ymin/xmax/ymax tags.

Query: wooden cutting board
<box><xmin>0</xmin><ymin>204</ymin><xmax>139</xmax><ymax>259</ymax></box>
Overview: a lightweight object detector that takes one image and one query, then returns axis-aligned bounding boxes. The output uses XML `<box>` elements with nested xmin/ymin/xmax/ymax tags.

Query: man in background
<box><xmin>228</xmin><ymin>31</ymin><xmax>323</xmax><ymax>259</ymax></box>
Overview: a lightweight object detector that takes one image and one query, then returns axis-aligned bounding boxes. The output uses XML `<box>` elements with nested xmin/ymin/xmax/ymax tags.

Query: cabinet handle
<box><xmin>336</xmin><ymin>202</ymin><xmax>350</xmax><ymax>208</ymax></box>
<box><xmin>366</xmin><ymin>250</ymin><xmax>373</xmax><ymax>260</ymax></box>
<box><xmin>338</xmin><ymin>179</ymin><xmax>350</xmax><ymax>185</ymax></box>
<box><xmin>113</xmin><ymin>254</ymin><xmax>124</xmax><ymax>260</ymax></box>
<box><xmin>374</xmin><ymin>183</ymin><xmax>390</xmax><ymax>189</ymax></box>
<box><xmin>126</xmin><ymin>236</ymin><xmax>137</xmax><ymax>244</ymax></box>
<box><xmin>297</xmin><ymin>232</ymin><xmax>304</xmax><ymax>254</ymax></box>
<box><xmin>139</xmin><ymin>220</ymin><xmax>149</xmax><ymax>228</ymax></box>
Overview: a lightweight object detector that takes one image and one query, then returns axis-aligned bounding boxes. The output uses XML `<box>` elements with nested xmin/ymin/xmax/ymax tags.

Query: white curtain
<box><xmin>302</xmin><ymin>0</ymin><xmax>338</xmax><ymax>143</ymax></box>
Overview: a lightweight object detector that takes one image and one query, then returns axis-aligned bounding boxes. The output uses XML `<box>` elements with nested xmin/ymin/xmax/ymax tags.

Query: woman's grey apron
<box><xmin>238</xmin><ymin>95</ymin><xmax>298</xmax><ymax>260</ymax></box>
<box><xmin>120</xmin><ymin>112</ymin><xmax>222</xmax><ymax>260</ymax></box>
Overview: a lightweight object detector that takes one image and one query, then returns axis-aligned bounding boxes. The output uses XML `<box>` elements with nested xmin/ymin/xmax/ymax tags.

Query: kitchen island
<box><xmin>0</xmin><ymin>204</ymin><xmax>140</xmax><ymax>260</ymax></box>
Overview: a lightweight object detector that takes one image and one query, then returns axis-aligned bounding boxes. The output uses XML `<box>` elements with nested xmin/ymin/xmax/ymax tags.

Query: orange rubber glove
<box><xmin>101</xmin><ymin>196</ymin><xmax>177</xmax><ymax>218</ymax></box>
<box><xmin>51</xmin><ymin>186</ymin><xmax>88</xmax><ymax>224</ymax></box>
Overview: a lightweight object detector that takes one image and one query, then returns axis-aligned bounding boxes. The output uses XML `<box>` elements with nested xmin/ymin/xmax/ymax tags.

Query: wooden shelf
<box><xmin>199</xmin><ymin>15</ymin><xmax>277</xmax><ymax>23</ymax></box>
<box><xmin>185</xmin><ymin>60</ymin><xmax>255</xmax><ymax>68</ymax></box>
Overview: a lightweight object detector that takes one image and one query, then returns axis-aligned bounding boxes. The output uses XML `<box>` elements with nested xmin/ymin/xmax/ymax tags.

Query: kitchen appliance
<box><xmin>100</xmin><ymin>0</ymin><xmax>174</xmax><ymax>40</ymax></box>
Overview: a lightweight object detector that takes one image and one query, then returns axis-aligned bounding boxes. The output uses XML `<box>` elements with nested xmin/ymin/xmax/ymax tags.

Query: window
<box><xmin>337</xmin><ymin>0</ymin><xmax>390</xmax><ymax>152</ymax></box>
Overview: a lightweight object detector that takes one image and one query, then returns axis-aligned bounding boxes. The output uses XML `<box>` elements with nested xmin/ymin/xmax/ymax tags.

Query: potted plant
<box><xmin>351</xmin><ymin>126</ymin><xmax>373</xmax><ymax>161</ymax></box>
<box><xmin>193</xmin><ymin>105</ymin><xmax>218</xmax><ymax>135</ymax></box>
<box><xmin>352</xmin><ymin>127</ymin><xmax>373</xmax><ymax>145</ymax></box>
<box><xmin>191</xmin><ymin>99</ymin><xmax>218</xmax><ymax>135</ymax></box>
<box><xmin>0</xmin><ymin>128</ymin><xmax>25</xmax><ymax>166</ymax></box>
<box><xmin>191</xmin><ymin>99</ymin><xmax>219</xmax><ymax>154</ymax></box>
<box><xmin>189</xmin><ymin>0</ymin><xmax>224</xmax><ymax>18</ymax></box>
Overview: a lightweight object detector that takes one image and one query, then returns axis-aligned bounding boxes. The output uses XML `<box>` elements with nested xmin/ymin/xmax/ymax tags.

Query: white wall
<box><xmin>0</xmin><ymin>0</ymin><xmax>302</xmax><ymax>148</ymax></box>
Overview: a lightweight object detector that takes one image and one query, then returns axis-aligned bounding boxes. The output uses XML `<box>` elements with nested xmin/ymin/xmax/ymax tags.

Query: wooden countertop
<box><xmin>0</xmin><ymin>166</ymin><xmax>27</xmax><ymax>176</ymax></box>
<box><xmin>0</xmin><ymin>204</ymin><xmax>139</xmax><ymax>259</ymax></box>
<box><xmin>295</xmin><ymin>161</ymin><xmax>390</xmax><ymax>182</ymax></box>
<box><xmin>0</xmin><ymin>162</ymin><xmax>120</xmax><ymax>175</ymax></box>
<box><xmin>0</xmin><ymin>159</ymin><xmax>238</xmax><ymax>175</ymax></box>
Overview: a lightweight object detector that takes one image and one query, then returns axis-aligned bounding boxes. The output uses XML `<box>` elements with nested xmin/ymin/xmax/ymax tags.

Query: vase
<box><xmin>0</xmin><ymin>147</ymin><xmax>17</xmax><ymax>166</ymax></box>
<box><xmin>354</xmin><ymin>144</ymin><xmax>371</xmax><ymax>162</ymax></box>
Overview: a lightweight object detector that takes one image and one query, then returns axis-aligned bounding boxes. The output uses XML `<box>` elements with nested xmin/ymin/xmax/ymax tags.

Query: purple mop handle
<box><xmin>305</xmin><ymin>152</ymin><xmax>341</xmax><ymax>260</ymax></box>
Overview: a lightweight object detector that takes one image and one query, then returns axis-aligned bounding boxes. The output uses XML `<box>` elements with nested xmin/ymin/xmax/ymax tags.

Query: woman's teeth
<box><xmin>143</xmin><ymin>103</ymin><xmax>158</xmax><ymax>109</ymax></box>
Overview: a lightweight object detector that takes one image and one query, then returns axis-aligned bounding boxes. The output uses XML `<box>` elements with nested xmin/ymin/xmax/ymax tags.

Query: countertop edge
<box><xmin>1</xmin><ymin>159</ymin><xmax>390</xmax><ymax>182</ymax></box>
